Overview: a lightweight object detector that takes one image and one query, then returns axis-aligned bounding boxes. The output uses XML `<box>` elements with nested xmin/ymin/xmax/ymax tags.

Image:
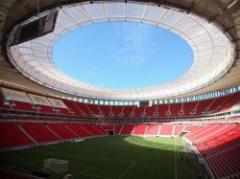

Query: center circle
<box><xmin>53</xmin><ymin>21</ymin><xmax>193</xmax><ymax>90</ymax></box>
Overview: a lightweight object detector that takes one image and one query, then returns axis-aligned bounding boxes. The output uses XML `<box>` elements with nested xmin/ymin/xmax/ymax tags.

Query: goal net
<box><xmin>44</xmin><ymin>158</ymin><xmax>68</xmax><ymax>174</ymax></box>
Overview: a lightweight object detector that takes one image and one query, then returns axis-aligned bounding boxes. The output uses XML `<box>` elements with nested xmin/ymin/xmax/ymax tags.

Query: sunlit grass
<box><xmin>0</xmin><ymin>136</ymin><xmax>200</xmax><ymax>179</ymax></box>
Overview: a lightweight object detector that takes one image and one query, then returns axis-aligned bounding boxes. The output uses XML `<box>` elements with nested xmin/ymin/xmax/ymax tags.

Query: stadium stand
<box><xmin>66</xmin><ymin>123</ymin><xmax>92</xmax><ymax>137</ymax></box>
<box><xmin>132</xmin><ymin>124</ymin><xmax>147</xmax><ymax>135</ymax></box>
<box><xmin>0</xmin><ymin>122</ymin><xmax>108</xmax><ymax>149</ymax></box>
<box><xmin>185</xmin><ymin>124</ymin><xmax>240</xmax><ymax>179</ymax></box>
<box><xmin>113</xmin><ymin>125</ymin><xmax>123</xmax><ymax>135</ymax></box>
<box><xmin>47</xmin><ymin>123</ymin><xmax>77</xmax><ymax>140</ymax></box>
<box><xmin>0</xmin><ymin>123</ymin><xmax>33</xmax><ymax>148</ymax></box>
<box><xmin>120</xmin><ymin>125</ymin><xmax>135</xmax><ymax>135</ymax></box>
<box><xmin>0</xmin><ymin>85</ymin><xmax>239</xmax><ymax>120</ymax></box>
<box><xmin>145</xmin><ymin>124</ymin><xmax>159</xmax><ymax>136</ymax></box>
<box><xmin>20</xmin><ymin>123</ymin><xmax>58</xmax><ymax>143</ymax></box>
<box><xmin>0</xmin><ymin>116</ymin><xmax>240</xmax><ymax>178</ymax></box>
<box><xmin>0</xmin><ymin>0</ymin><xmax>240</xmax><ymax>178</ymax></box>
<box><xmin>159</xmin><ymin>124</ymin><xmax>173</xmax><ymax>136</ymax></box>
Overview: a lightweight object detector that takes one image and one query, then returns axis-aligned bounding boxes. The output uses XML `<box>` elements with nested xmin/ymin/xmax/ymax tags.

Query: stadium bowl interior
<box><xmin>0</xmin><ymin>0</ymin><xmax>240</xmax><ymax>179</ymax></box>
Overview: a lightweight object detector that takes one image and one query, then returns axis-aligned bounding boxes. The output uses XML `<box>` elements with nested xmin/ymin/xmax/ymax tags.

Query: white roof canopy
<box><xmin>8</xmin><ymin>1</ymin><xmax>235</xmax><ymax>100</ymax></box>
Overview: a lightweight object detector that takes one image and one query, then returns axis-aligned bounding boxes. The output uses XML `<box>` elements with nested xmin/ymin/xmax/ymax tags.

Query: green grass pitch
<box><xmin>0</xmin><ymin>136</ymin><xmax>202</xmax><ymax>179</ymax></box>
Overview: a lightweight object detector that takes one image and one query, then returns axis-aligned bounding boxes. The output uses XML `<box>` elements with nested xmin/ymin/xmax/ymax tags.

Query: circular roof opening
<box><xmin>8</xmin><ymin>1</ymin><xmax>235</xmax><ymax>100</ymax></box>
<box><xmin>53</xmin><ymin>21</ymin><xmax>193</xmax><ymax>90</ymax></box>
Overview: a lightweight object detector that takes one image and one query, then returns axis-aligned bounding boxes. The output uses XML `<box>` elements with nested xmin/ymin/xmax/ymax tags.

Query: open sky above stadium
<box><xmin>9</xmin><ymin>1</ymin><xmax>235</xmax><ymax>100</ymax></box>
<box><xmin>53</xmin><ymin>21</ymin><xmax>194</xmax><ymax>90</ymax></box>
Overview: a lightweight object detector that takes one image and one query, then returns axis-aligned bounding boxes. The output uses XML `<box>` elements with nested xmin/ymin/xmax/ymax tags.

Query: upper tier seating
<box><xmin>145</xmin><ymin>105</ymin><xmax>157</xmax><ymax>118</ymax></box>
<box><xmin>63</xmin><ymin>100</ymin><xmax>83</xmax><ymax>116</ymax></box>
<box><xmin>0</xmin><ymin>85</ymin><xmax>239</xmax><ymax>120</ymax></box>
<box><xmin>99</xmin><ymin>105</ymin><xmax>111</xmax><ymax>117</ymax></box>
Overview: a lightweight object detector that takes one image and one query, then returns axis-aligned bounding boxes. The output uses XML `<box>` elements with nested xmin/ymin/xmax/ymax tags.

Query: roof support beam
<box><xmin>208</xmin><ymin>0</ymin><xmax>238</xmax><ymax>23</ymax></box>
<box><xmin>186</xmin><ymin>2</ymin><xmax>197</xmax><ymax>14</ymax></box>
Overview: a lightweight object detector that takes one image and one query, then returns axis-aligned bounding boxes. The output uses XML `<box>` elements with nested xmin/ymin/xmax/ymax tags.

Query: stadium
<box><xmin>0</xmin><ymin>0</ymin><xmax>240</xmax><ymax>179</ymax></box>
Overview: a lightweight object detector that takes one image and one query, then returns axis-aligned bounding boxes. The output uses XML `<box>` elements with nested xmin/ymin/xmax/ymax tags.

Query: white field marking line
<box><xmin>79</xmin><ymin>166</ymin><xmax>111</xmax><ymax>179</ymax></box>
<box><xmin>50</xmin><ymin>151</ymin><xmax>133</xmax><ymax>179</ymax></box>
<box><xmin>52</xmin><ymin>150</ymin><xmax>133</xmax><ymax>163</ymax></box>
<box><xmin>118</xmin><ymin>161</ymin><xmax>136</xmax><ymax>179</ymax></box>
<box><xmin>80</xmin><ymin>172</ymin><xmax>110</xmax><ymax>179</ymax></box>
<box><xmin>81</xmin><ymin>166</ymin><xmax>94</xmax><ymax>174</ymax></box>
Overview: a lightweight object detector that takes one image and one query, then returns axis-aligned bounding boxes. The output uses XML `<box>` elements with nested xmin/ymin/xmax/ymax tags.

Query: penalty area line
<box><xmin>79</xmin><ymin>166</ymin><xmax>109</xmax><ymax>179</ymax></box>
<box><xmin>118</xmin><ymin>161</ymin><xmax>136</xmax><ymax>179</ymax></box>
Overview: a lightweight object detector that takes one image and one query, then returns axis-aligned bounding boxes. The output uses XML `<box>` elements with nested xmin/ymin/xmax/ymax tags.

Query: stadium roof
<box><xmin>0</xmin><ymin>0</ymin><xmax>240</xmax><ymax>100</ymax></box>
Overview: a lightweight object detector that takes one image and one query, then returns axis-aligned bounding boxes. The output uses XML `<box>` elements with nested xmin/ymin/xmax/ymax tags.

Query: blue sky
<box><xmin>53</xmin><ymin>22</ymin><xmax>193</xmax><ymax>90</ymax></box>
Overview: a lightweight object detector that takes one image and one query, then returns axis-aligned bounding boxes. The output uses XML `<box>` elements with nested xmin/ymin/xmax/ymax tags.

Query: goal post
<box><xmin>43</xmin><ymin>158</ymin><xmax>68</xmax><ymax>174</ymax></box>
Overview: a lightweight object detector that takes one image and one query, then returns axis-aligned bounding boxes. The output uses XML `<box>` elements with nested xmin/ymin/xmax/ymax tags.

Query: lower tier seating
<box><xmin>0</xmin><ymin>122</ymin><xmax>107</xmax><ymax>149</ymax></box>
<box><xmin>47</xmin><ymin>123</ymin><xmax>77</xmax><ymax>140</ymax></box>
<box><xmin>66</xmin><ymin>124</ymin><xmax>92</xmax><ymax>137</ymax></box>
<box><xmin>132</xmin><ymin>124</ymin><xmax>147</xmax><ymax>135</ymax></box>
<box><xmin>0</xmin><ymin>122</ymin><xmax>239</xmax><ymax>178</ymax></box>
<box><xmin>20</xmin><ymin>123</ymin><xmax>58</xmax><ymax>143</ymax></box>
<box><xmin>0</xmin><ymin>123</ymin><xmax>33</xmax><ymax>148</ymax></box>
<box><xmin>120</xmin><ymin>124</ymin><xmax>135</xmax><ymax>135</ymax></box>
<box><xmin>186</xmin><ymin>124</ymin><xmax>240</xmax><ymax>178</ymax></box>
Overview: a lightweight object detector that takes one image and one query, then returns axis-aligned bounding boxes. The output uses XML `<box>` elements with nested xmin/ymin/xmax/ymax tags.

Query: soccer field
<box><xmin>0</xmin><ymin>136</ymin><xmax>202</xmax><ymax>179</ymax></box>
